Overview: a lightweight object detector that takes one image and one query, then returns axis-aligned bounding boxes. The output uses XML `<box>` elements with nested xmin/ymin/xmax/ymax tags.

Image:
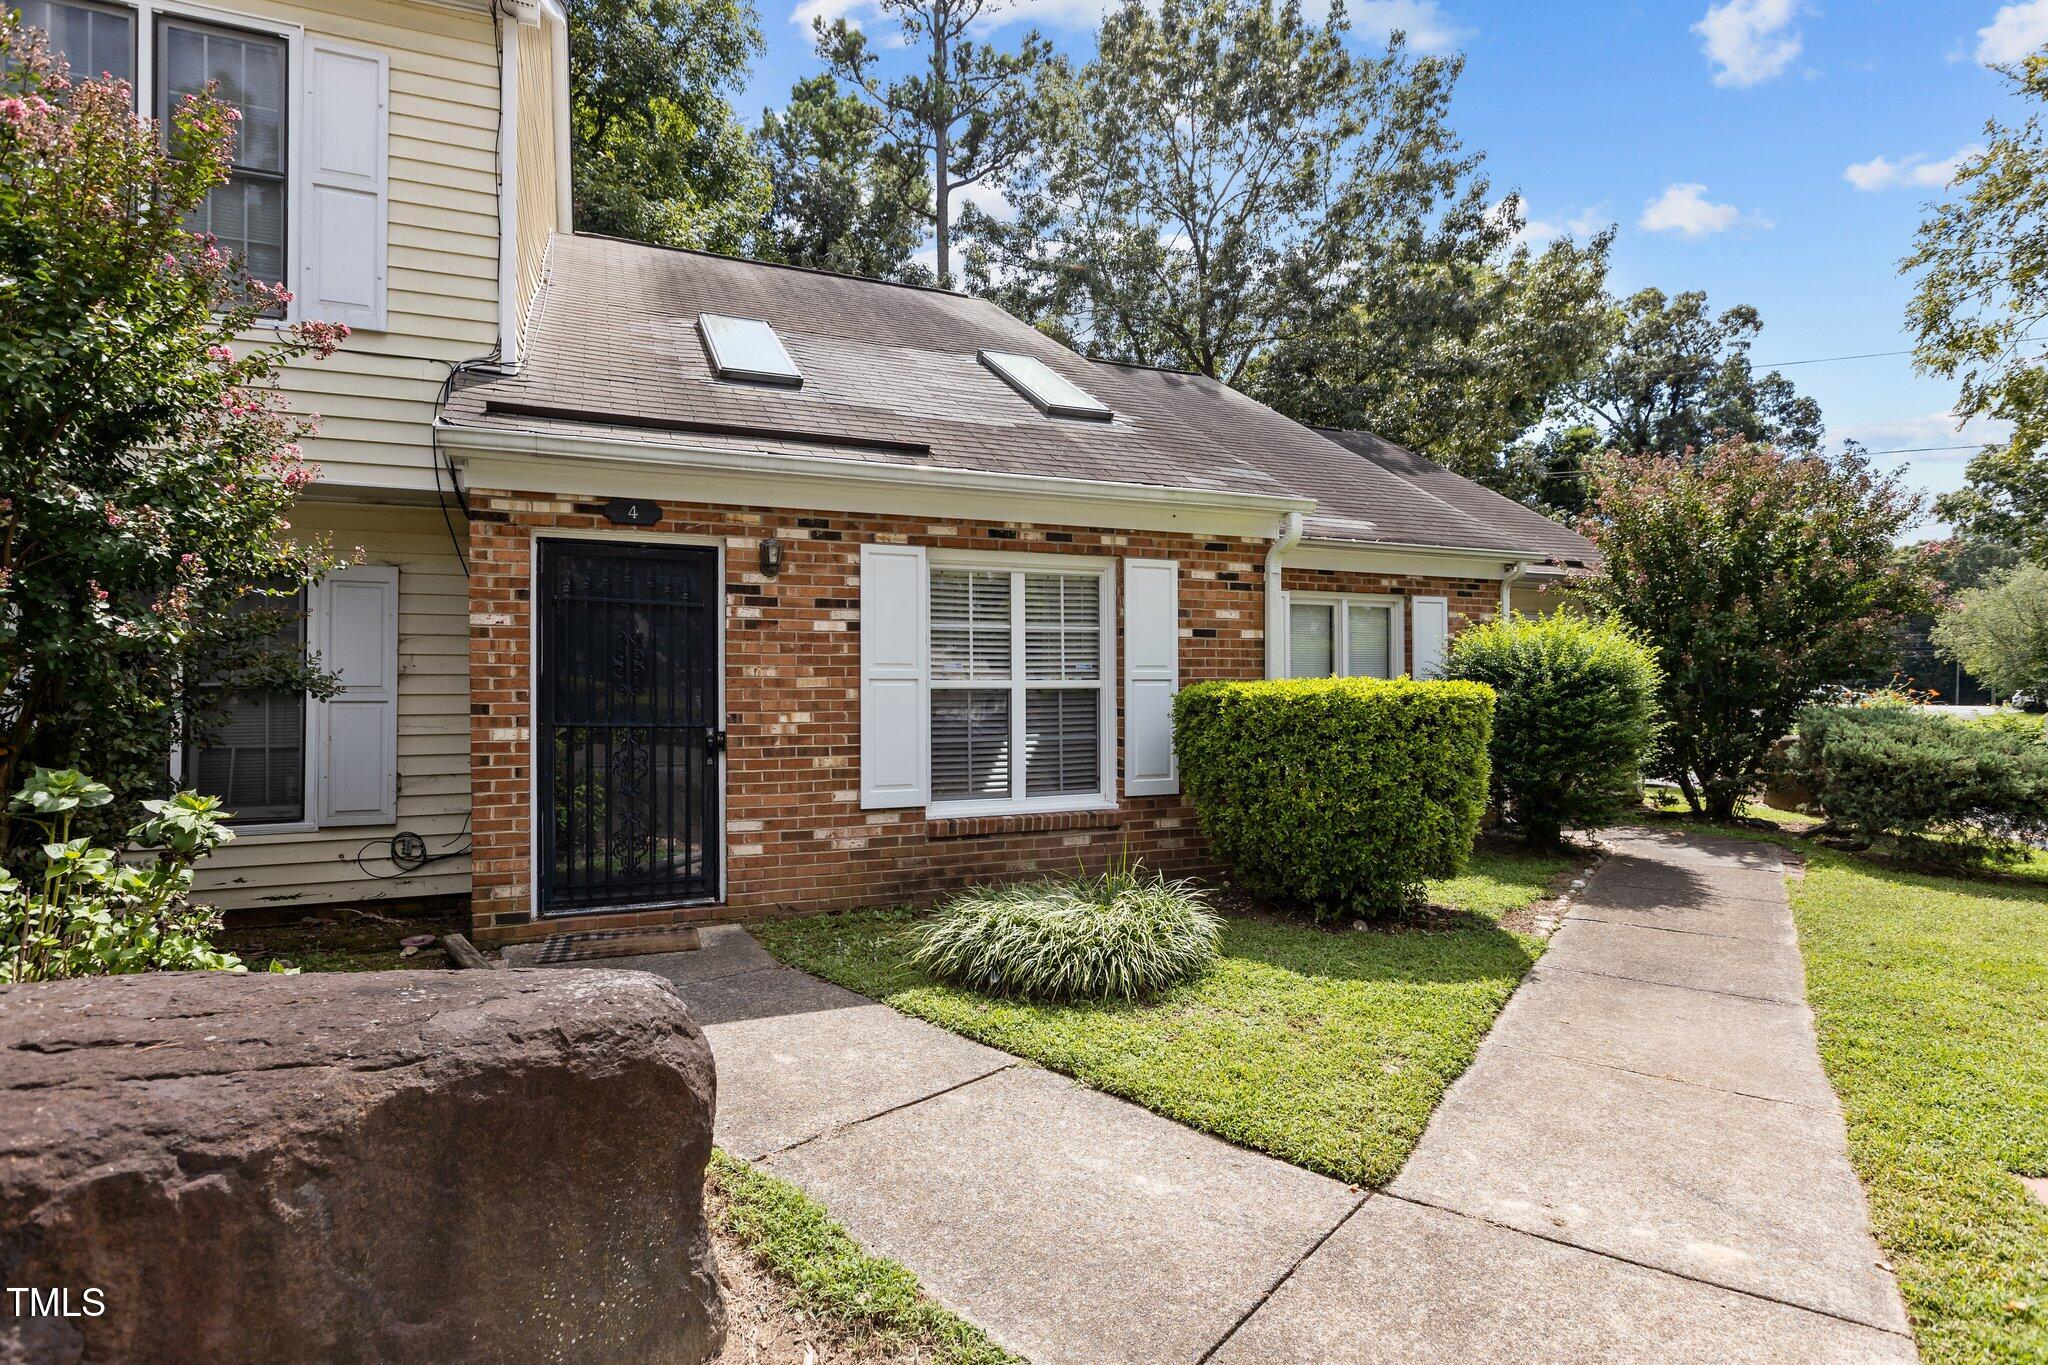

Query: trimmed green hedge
<box><xmin>1173</xmin><ymin>678</ymin><xmax>1495</xmax><ymax>916</ymax></box>
<box><xmin>1785</xmin><ymin>703</ymin><xmax>2048</xmax><ymax>864</ymax></box>
<box><xmin>1444</xmin><ymin>614</ymin><xmax>1663</xmax><ymax>846</ymax></box>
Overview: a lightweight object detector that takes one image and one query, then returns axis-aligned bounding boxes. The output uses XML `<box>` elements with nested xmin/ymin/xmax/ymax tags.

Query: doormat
<box><xmin>500</xmin><ymin>925</ymin><xmax>703</xmax><ymax>965</ymax></box>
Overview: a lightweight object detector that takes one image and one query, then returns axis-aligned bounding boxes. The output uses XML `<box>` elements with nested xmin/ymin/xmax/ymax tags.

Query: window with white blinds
<box><xmin>928</xmin><ymin>561</ymin><xmax>1111</xmax><ymax>809</ymax></box>
<box><xmin>1286</xmin><ymin>594</ymin><xmax>1404</xmax><ymax>679</ymax></box>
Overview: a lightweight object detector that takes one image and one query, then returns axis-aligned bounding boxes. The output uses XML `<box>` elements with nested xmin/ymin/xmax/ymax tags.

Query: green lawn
<box><xmin>1644</xmin><ymin>812</ymin><xmax>2048</xmax><ymax>1363</ymax></box>
<box><xmin>710</xmin><ymin>1150</ymin><xmax>1018</xmax><ymax>1364</ymax></box>
<box><xmin>1794</xmin><ymin>848</ymin><xmax>2048</xmax><ymax>1363</ymax></box>
<box><xmin>752</xmin><ymin>846</ymin><xmax>1571</xmax><ymax>1188</ymax></box>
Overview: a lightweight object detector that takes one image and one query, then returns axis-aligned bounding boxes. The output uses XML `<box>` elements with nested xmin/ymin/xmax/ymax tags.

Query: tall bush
<box><xmin>1783</xmin><ymin>703</ymin><xmax>2048</xmax><ymax>864</ymax></box>
<box><xmin>1173</xmin><ymin>678</ymin><xmax>1494</xmax><ymax>917</ymax></box>
<box><xmin>1580</xmin><ymin>439</ymin><xmax>1935</xmax><ymax>819</ymax></box>
<box><xmin>1444</xmin><ymin>614</ymin><xmax>1662</xmax><ymax>845</ymax></box>
<box><xmin>0</xmin><ymin>19</ymin><xmax>347</xmax><ymax>850</ymax></box>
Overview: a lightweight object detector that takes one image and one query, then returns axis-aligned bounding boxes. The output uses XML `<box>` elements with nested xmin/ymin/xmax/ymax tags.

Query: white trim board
<box><xmin>447</xmin><ymin>432</ymin><xmax>1312</xmax><ymax>539</ymax></box>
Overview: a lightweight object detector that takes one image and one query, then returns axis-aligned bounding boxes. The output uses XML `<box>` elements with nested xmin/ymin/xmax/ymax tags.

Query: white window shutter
<box><xmin>860</xmin><ymin>544</ymin><xmax>929</xmax><ymax>809</ymax></box>
<box><xmin>1123</xmin><ymin>558</ymin><xmax>1180</xmax><ymax>796</ymax></box>
<box><xmin>315</xmin><ymin>565</ymin><xmax>399</xmax><ymax>826</ymax></box>
<box><xmin>1412</xmin><ymin>596</ymin><xmax>1450</xmax><ymax>680</ymax></box>
<box><xmin>300</xmin><ymin>41</ymin><xmax>389</xmax><ymax>330</ymax></box>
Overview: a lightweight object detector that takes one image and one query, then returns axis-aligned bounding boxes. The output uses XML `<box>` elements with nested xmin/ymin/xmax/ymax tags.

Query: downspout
<box><xmin>1499</xmin><ymin>560</ymin><xmax>1534</xmax><ymax>615</ymax></box>
<box><xmin>495</xmin><ymin>2</ymin><xmax>523</xmax><ymax>370</ymax></box>
<box><xmin>1263</xmin><ymin>511</ymin><xmax>1305</xmax><ymax>680</ymax></box>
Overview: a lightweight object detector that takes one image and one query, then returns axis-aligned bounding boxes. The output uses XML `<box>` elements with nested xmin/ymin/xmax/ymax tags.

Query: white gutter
<box><xmin>495</xmin><ymin>4</ymin><xmax>522</xmax><ymax>370</ymax></box>
<box><xmin>1500</xmin><ymin>560</ymin><xmax>1532</xmax><ymax>613</ymax></box>
<box><xmin>437</xmin><ymin>421</ymin><xmax>1320</xmax><ymax>520</ymax></box>
<box><xmin>545</xmin><ymin>0</ymin><xmax>572</xmax><ymax>232</ymax></box>
<box><xmin>1263</xmin><ymin>510</ymin><xmax>1306</xmax><ymax>680</ymax></box>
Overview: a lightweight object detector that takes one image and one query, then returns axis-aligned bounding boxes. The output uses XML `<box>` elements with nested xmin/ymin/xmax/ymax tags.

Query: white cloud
<box><xmin>1834</xmin><ymin>412</ymin><xmax>2012</xmax><ymax>462</ymax></box>
<box><xmin>1350</xmin><ymin>1</ymin><xmax>1472</xmax><ymax>54</ymax></box>
<box><xmin>791</xmin><ymin>0</ymin><xmax>859</xmax><ymax>26</ymax></box>
<box><xmin>1978</xmin><ymin>1</ymin><xmax>2048</xmax><ymax>64</ymax></box>
<box><xmin>1693</xmin><ymin>0</ymin><xmax>1803</xmax><ymax>88</ymax></box>
<box><xmin>1638</xmin><ymin>182</ymin><xmax>1768</xmax><ymax>236</ymax></box>
<box><xmin>1514</xmin><ymin>201</ymin><xmax>1611</xmax><ymax>248</ymax></box>
<box><xmin>951</xmin><ymin>179</ymin><xmax>1013</xmax><ymax>221</ymax></box>
<box><xmin>1843</xmin><ymin>145</ymin><xmax>1982</xmax><ymax>192</ymax></box>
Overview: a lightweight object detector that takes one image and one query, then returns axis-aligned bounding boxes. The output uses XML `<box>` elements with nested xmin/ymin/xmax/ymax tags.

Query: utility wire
<box><xmin>1755</xmin><ymin>332</ymin><xmax>2045</xmax><ymax>368</ymax></box>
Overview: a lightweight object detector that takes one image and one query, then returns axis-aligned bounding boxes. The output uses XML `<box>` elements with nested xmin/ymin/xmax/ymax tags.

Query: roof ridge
<box><xmin>560</xmin><ymin>230</ymin><xmax>1005</xmax><ymax>304</ymax></box>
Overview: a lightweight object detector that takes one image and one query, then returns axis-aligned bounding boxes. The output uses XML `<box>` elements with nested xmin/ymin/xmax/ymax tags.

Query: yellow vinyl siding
<box><xmin>193</xmin><ymin>503</ymin><xmax>473</xmax><ymax>911</ymax></box>
<box><xmin>513</xmin><ymin>15</ymin><xmax>560</xmax><ymax>329</ymax></box>
<box><xmin>223</xmin><ymin>0</ymin><xmax>504</xmax><ymax>495</ymax></box>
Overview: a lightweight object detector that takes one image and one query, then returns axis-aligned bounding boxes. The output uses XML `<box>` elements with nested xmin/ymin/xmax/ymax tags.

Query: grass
<box><xmin>1638</xmin><ymin>807</ymin><xmax>2048</xmax><ymax>1363</ymax></box>
<box><xmin>709</xmin><ymin>1149</ymin><xmax>1019</xmax><ymax>1364</ymax></box>
<box><xmin>753</xmin><ymin>845</ymin><xmax>1572</xmax><ymax>1188</ymax></box>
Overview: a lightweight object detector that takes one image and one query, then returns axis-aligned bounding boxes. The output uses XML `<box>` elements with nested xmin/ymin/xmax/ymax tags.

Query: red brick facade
<box><xmin>466</xmin><ymin>489</ymin><xmax>1502</xmax><ymax>944</ymax></box>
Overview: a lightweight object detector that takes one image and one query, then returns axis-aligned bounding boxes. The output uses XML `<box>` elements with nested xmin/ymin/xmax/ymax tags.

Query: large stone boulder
<box><xmin>0</xmin><ymin>968</ymin><xmax>722</xmax><ymax>1364</ymax></box>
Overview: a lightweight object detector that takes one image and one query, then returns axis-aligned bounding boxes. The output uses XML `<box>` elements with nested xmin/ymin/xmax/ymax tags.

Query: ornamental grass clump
<box><xmin>909</xmin><ymin>865</ymin><xmax>1221</xmax><ymax>1003</ymax></box>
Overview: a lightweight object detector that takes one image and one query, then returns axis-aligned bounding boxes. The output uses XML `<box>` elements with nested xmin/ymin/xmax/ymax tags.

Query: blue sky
<box><xmin>733</xmin><ymin>0</ymin><xmax>2046</xmax><ymax>529</ymax></box>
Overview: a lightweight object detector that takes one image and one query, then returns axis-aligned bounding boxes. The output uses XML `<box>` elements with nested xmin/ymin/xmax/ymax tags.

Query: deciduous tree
<box><xmin>1905</xmin><ymin>54</ymin><xmax>2048</xmax><ymax>563</ymax></box>
<box><xmin>1933</xmin><ymin>563</ymin><xmax>2048</xmax><ymax>704</ymax></box>
<box><xmin>978</xmin><ymin>0</ymin><xmax>1477</xmax><ymax>386</ymax></box>
<box><xmin>0</xmin><ymin>22</ymin><xmax>343</xmax><ymax>849</ymax></box>
<box><xmin>754</xmin><ymin>74</ymin><xmax>931</xmax><ymax>281</ymax></box>
<box><xmin>1580</xmin><ymin>440</ymin><xmax>1933</xmax><ymax>820</ymax></box>
<box><xmin>569</xmin><ymin>0</ymin><xmax>768</xmax><ymax>252</ymax></box>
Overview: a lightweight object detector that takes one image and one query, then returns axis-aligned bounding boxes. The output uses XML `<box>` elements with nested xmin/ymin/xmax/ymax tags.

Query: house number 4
<box><xmin>603</xmin><ymin>498</ymin><xmax>661</xmax><ymax>527</ymax></box>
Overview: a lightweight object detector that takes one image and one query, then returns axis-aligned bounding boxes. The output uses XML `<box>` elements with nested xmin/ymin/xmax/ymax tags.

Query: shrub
<box><xmin>1173</xmin><ymin>677</ymin><xmax>1494</xmax><ymax>917</ymax></box>
<box><xmin>909</xmin><ymin>865</ymin><xmax>1220</xmax><ymax>1002</ymax></box>
<box><xmin>1</xmin><ymin>768</ymin><xmax>250</xmax><ymax>982</ymax></box>
<box><xmin>1783</xmin><ymin>703</ymin><xmax>2048</xmax><ymax>864</ymax></box>
<box><xmin>1445</xmin><ymin>614</ymin><xmax>1662</xmax><ymax>846</ymax></box>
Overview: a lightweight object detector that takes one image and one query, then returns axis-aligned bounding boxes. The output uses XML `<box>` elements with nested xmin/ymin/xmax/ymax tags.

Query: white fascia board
<box><xmin>1290</xmin><ymin>537</ymin><xmax>1541</xmax><ymax>581</ymax></box>
<box><xmin>439</xmin><ymin>422</ymin><xmax>1316</xmax><ymax>538</ymax></box>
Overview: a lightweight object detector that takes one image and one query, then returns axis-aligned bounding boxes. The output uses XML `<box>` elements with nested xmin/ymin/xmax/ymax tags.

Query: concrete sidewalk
<box><xmin>587</xmin><ymin>826</ymin><xmax>1915</xmax><ymax>1362</ymax></box>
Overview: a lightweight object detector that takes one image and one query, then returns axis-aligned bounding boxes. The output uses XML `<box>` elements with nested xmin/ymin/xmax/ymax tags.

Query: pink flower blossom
<box><xmin>206</xmin><ymin>344</ymin><xmax>234</xmax><ymax>363</ymax></box>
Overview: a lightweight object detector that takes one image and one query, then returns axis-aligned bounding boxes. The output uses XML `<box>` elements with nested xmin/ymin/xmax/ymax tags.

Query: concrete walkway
<box><xmin>589</xmin><ymin>826</ymin><xmax>1915</xmax><ymax>1363</ymax></box>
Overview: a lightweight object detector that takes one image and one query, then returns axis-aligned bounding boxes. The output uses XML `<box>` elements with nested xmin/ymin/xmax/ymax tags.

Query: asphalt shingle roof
<box><xmin>443</xmin><ymin>234</ymin><xmax>1590</xmax><ymax>561</ymax></box>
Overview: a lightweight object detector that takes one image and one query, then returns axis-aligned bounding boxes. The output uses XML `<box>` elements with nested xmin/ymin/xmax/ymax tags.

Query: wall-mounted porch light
<box><xmin>760</xmin><ymin>537</ymin><xmax>785</xmax><ymax>577</ymax></box>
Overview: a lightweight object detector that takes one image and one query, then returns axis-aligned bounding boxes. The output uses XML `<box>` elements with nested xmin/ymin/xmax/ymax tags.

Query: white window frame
<box><xmin>39</xmin><ymin>0</ymin><xmax>306</xmax><ymax>327</ymax></box>
<box><xmin>1284</xmin><ymin>591</ymin><xmax>1407</xmax><ymax>679</ymax></box>
<box><xmin>926</xmin><ymin>550</ymin><xmax>1118</xmax><ymax>818</ymax></box>
<box><xmin>167</xmin><ymin>581</ymin><xmax>318</xmax><ymax>836</ymax></box>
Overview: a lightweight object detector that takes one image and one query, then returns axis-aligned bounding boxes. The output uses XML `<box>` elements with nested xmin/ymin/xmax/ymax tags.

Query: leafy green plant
<box><xmin>909</xmin><ymin>863</ymin><xmax>1221</xmax><ymax>1002</ymax></box>
<box><xmin>1445</xmin><ymin>613</ymin><xmax>1662</xmax><ymax>845</ymax></box>
<box><xmin>1783</xmin><ymin>703</ymin><xmax>2048</xmax><ymax>864</ymax></box>
<box><xmin>1581</xmin><ymin>439</ymin><xmax>1935</xmax><ymax>820</ymax></box>
<box><xmin>1933</xmin><ymin>562</ymin><xmax>2048</xmax><ymax>705</ymax></box>
<box><xmin>1173</xmin><ymin>677</ymin><xmax>1494</xmax><ymax>917</ymax></box>
<box><xmin>0</xmin><ymin>19</ymin><xmax>347</xmax><ymax>852</ymax></box>
<box><xmin>1</xmin><ymin>768</ymin><xmax>253</xmax><ymax>981</ymax></box>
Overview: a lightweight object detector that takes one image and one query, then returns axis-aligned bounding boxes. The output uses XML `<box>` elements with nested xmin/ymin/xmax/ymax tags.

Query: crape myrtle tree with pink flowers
<box><xmin>1578</xmin><ymin>439</ymin><xmax>1937</xmax><ymax>822</ymax></box>
<box><xmin>0</xmin><ymin>17</ymin><xmax>350</xmax><ymax>852</ymax></box>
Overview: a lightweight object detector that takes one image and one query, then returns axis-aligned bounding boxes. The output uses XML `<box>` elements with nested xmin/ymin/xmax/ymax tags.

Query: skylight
<box><xmin>699</xmin><ymin>314</ymin><xmax>803</xmax><ymax>388</ymax></box>
<box><xmin>978</xmin><ymin>350</ymin><xmax>1112</xmax><ymax>422</ymax></box>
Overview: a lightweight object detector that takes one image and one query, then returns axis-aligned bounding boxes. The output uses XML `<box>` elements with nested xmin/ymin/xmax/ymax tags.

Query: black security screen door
<box><xmin>539</xmin><ymin>542</ymin><xmax>721</xmax><ymax>914</ymax></box>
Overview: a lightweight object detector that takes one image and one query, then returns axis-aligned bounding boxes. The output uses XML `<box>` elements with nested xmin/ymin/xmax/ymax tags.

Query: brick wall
<box><xmin>467</xmin><ymin>488</ymin><xmax>1502</xmax><ymax>944</ymax></box>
